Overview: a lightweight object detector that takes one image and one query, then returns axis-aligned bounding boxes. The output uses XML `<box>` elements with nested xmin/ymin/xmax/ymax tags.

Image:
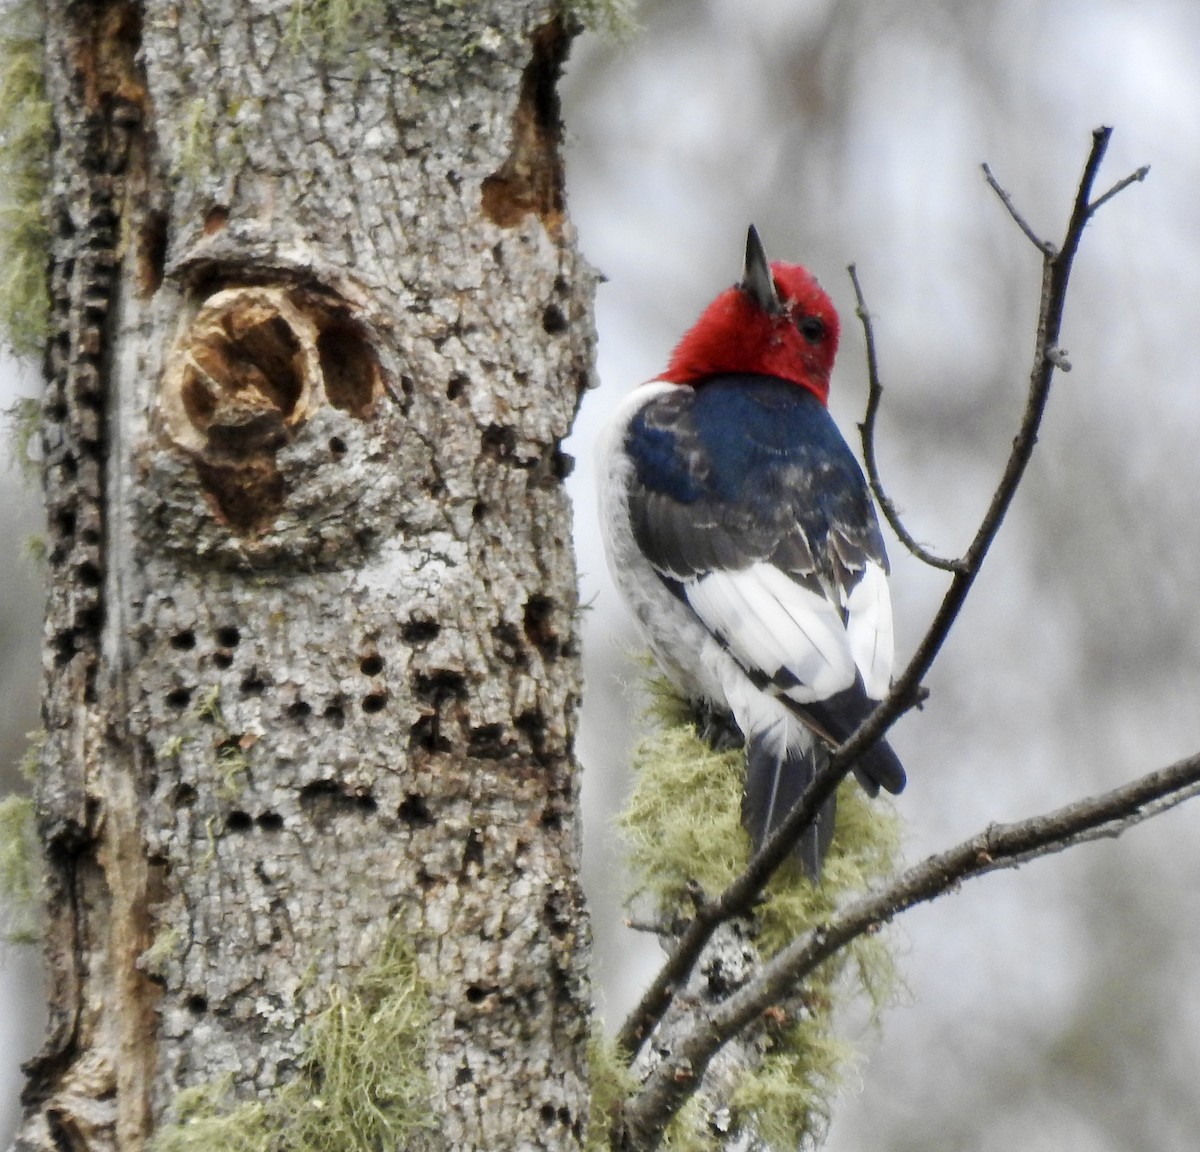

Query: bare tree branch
<box><xmin>614</xmin><ymin>127</ymin><xmax>1150</xmax><ymax>1122</ymax></box>
<box><xmin>850</xmin><ymin>264</ymin><xmax>965</xmax><ymax>573</ymax></box>
<box><xmin>981</xmin><ymin>161</ymin><xmax>1054</xmax><ymax>253</ymax></box>
<box><xmin>615</xmin><ymin>751</ymin><xmax>1200</xmax><ymax>1150</ymax></box>
<box><xmin>1087</xmin><ymin>164</ymin><xmax>1151</xmax><ymax>214</ymax></box>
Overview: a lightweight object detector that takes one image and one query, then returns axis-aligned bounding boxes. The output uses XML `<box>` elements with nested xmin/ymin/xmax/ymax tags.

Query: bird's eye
<box><xmin>798</xmin><ymin>316</ymin><xmax>826</xmax><ymax>344</ymax></box>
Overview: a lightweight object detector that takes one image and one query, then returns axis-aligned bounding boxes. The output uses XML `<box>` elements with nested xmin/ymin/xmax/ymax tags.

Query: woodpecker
<box><xmin>597</xmin><ymin>226</ymin><xmax>905</xmax><ymax>878</ymax></box>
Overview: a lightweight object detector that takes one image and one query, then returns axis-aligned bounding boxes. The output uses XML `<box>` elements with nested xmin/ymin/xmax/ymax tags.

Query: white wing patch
<box><xmin>844</xmin><ymin>560</ymin><xmax>893</xmax><ymax>699</ymax></box>
<box><xmin>685</xmin><ymin>562</ymin><xmax>856</xmax><ymax>702</ymax></box>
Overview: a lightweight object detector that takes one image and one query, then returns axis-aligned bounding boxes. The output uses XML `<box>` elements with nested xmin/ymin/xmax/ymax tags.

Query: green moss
<box><xmin>0</xmin><ymin>1</ymin><xmax>51</xmax><ymax>356</ymax></box>
<box><xmin>617</xmin><ymin>678</ymin><xmax>903</xmax><ymax>1149</ymax></box>
<box><xmin>0</xmin><ymin>791</ymin><xmax>41</xmax><ymax>944</ymax></box>
<box><xmin>153</xmin><ymin>925</ymin><xmax>435</xmax><ymax>1152</ymax></box>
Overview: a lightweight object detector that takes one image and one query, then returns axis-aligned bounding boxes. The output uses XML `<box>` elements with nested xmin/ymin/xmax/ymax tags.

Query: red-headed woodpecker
<box><xmin>597</xmin><ymin>226</ymin><xmax>905</xmax><ymax>877</ymax></box>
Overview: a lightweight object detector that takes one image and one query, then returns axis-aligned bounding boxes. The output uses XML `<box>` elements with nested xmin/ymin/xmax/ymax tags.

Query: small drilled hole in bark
<box><xmin>185</xmin><ymin>994</ymin><xmax>208</xmax><ymax>1015</ymax></box>
<box><xmin>257</xmin><ymin>811</ymin><xmax>283</xmax><ymax>832</ymax></box>
<box><xmin>299</xmin><ymin>779</ymin><xmax>338</xmax><ymax>806</ymax></box>
<box><xmin>359</xmin><ymin>653</ymin><xmax>384</xmax><ymax>676</ymax></box>
<box><xmin>329</xmin><ymin>435</ymin><xmax>347</xmax><ymax>458</ymax></box>
<box><xmin>240</xmin><ymin>672</ymin><xmax>266</xmax><ymax>695</ymax></box>
<box><xmin>541</xmin><ymin>303</ymin><xmax>567</xmax><ymax>334</ymax></box>
<box><xmin>401</xmin><ymin>618</ymin><xmax>440</xmax><ymax>644</ymax></box>
<box><xmin>213</xmin><ymin>650</ymin><xmax>233</xmax><ymax>670</ymax></box>
<box><xmin>539</xmin><ymin>1104</ymin><xmax>556</xmax><ymax>1126</ymax></box>
<box><xmin>203</xmin><ymin>205</ymin><xmax>229</xmax><ymax>235</ymax></box>
<box><xmin>398</xmin><ymin>793</ymin><xmax>433</xmax><ymax>827</ymax></box>
<box><xmin>288</xmin><ymin>700</ymin><xmax>312</xmax><ymax>721</ymax></box>
<box><xmin>472</xmin><ymin>501</ymin><xmax>487</xmax><ymax>523</ymax></box>
<box><xmin>226</xmin><ymin>810</ymin><xmax>252</xmax><ymax>833</ymax></box>
<box><xmin>299</xmin><ymin>779</ymin><xmax>377</xmax><ymax>822</ymax></box>
<box><xmin>52</xmin><ymin>507</ymin><xmax>76</xmax><ymax>539</ymax></box>
<box><xmin>408</xmin><ymin>715</ymin><xmax>442</xmax><ymax>752</ymax></box>
<box><xmin>462</xmin><ymin>828</ymin><xmax>484</xmax><ymax>871</ymax></box>
<box><xmin>523</xmin><ymin>595</ymin><xmax>560</xmax><ymax>659</ymax></box>
<box><xmin>215</xmin><ymin>625</ymin><xmax>241</xmax><ymax>647</ymax></box>
<box><xmin>493</xmin><ymin>624</ymin><xmax>527</xmax><ymax>667</ymax></box>
<box><xmin>544</xmin><ymin>892</ymin><xmax>571</xmax><ymax>938</ymax></box>
<box><xmin>165</xmin><ymin>687</ymin><xmax>193</xmax><ymax>709</ymax></box>
<box><xmin>465</xmin><ymin>985</ymin><xmax>491</xmax><ymax>1005</ymax></box>
<box><xmin>361</xmin><ymin>691</ymin><xmax>387</xmax><ymax>714</ymax></box>
<box><xmin>171</xmin><ymin>783</ymin><xmax>197</xmax><ymax>808</ymax></box>
<box><xmin>414</xmin><ymin>669</ymin><xmax>466</xmax><ymax>700</ymax></box>
<box><xmin>468</xmin><ymin>724</ymin><xmax>512</xmax><ymax>760</ymax></box>
<box><xmin>169</xmin><ymin>630</ymin><xmax>196</xmax><ymax>651</ymax></box>
<box><xmin>76</xmin><ymin>561</ymin><xmax>102</xmax><ymax>587</ymax></box>
<box><xmin>318</xmin><ymin>322</ymin><xmax>382</xmax><ymax>418</ymax></box>
<box><xmin>481</xmin><ymin>423</ymin><xmax>516</xmax><ymax>462</ymax></box>
<box><xmin>323</xmin><ymin>701</ymin><xmax>346</xmax><ymax>728</ymax></box>
<box><xmin>455</xmin><ymin>1065</ymin><xmax>473</xmax><ymax>1086</ymax></box>
<box><xmin>447</xmin><ymin>375</ymin><xmax>468</xmax><ymax>401</ymax></box>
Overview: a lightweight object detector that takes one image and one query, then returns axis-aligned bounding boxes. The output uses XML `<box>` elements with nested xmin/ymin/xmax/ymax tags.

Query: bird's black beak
<box><xmin>742</xmin><ymin>224</ymin><xmax>784</xmax><ymax>315</ymax></box>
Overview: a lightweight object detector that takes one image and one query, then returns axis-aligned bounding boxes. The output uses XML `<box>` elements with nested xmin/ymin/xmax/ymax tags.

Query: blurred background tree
<box><xmin>4</xmin><ymin>0</ymin><xmax>1199</xmax><ymax>1147</ymax></box>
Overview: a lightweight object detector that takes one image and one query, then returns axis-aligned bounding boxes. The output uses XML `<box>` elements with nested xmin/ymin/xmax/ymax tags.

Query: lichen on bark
<box><xmin>610</xmin><ymin>679</ymin><xmax>902</xmax><ymax>1150</ymax></box>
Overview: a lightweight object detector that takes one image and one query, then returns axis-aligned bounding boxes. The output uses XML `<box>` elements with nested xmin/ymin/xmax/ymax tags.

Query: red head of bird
<box><xmin>657</xmin><ymin>225</ymin><xmax>840</xmax><ymax>405</ymax></box>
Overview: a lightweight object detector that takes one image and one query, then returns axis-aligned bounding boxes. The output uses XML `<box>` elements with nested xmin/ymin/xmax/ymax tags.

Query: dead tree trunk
<box><xmin>18</xmin><ymin>2</ymin><xmax>596</xmax><ymax>1149</ymax></box>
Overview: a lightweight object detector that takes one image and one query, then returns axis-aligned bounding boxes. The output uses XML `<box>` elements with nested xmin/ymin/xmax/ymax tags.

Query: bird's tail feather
<box><xmin>742</xmin><ymin>730</ymin><xmax>836</xmax><ymax>880</ymax></box>
<box><xmin>792</xmin><ymin>687</ymin><xmax>906</xmax><ymax>797</ymax></box>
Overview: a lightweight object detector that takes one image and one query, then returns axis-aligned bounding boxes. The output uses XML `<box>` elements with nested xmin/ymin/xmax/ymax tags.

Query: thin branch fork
<box><xmin>850</xmin><ymin>266</ymin><xmax>963</xmax><ymax>574</ymax></box>
<box><xmin>614</xmin><ymin>127</ymin><xmax>1150</xmax><ymax>1109</ymax></box>
<box><xmin>615</xmin><ymin>750</ymin><xmax>1200</xmax><ymax>1150</ymax></box>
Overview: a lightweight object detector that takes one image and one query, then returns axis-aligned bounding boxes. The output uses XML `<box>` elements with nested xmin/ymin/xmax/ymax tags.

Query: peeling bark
<box><xmin>19</xmin><ymin>2</ymin><xmax>596</xmax><ymax>1150</ymax></box>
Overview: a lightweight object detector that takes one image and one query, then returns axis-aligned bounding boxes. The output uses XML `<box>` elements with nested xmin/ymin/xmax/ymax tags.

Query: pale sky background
<box><xmin>4</xmin><ymin>0</ymin><xmax>1200</xmax><ymax>1147</ymax></box>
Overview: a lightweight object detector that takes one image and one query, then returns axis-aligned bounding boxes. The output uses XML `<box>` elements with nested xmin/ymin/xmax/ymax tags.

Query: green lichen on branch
<box><xmin>4</xmin><ymin>394</ymin><xmax>42</xmax><ymax>482</ymax></box>
<box><xmin>587</xmin><ymin>1030</ymin><xmax>719</xmax><ymax>1152</ymax></box>
<box><xmin>0</xmin><ymin>729</ymin><xmax>45</xmax><ymax>944</ymax></box>
<box><xmin>0</xmin><ymin>0</ymin><xmax>51</xmax><ymax>356</ymax></box>
<box><xmin>616</xmin><ymin>677</ymin><xmax>903</xmax><ymax>1149</ymax></box>
<box><xmin>152</xmin><ymin>924</ymin><xmax>435</xmax><ymax>1152</ymax></box>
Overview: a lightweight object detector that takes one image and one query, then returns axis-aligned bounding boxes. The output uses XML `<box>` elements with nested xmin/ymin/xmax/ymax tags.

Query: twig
<box><xmin>614</xmin><ymin>127</ymin><xmax>1148</xmax><ymax>1076</ymax></box>
<box><xmin>1088</xmin><ymin>164</ymin><xmax>1150</xmax><ymax>215</ymax></box>
<box><xmin>615</xmin><ymin>751</ymin><xmax>1200</xmax><ymax>1150</ymax></box>
<box><xmin>981</xmin><ymin>161</ymin><xmax>1054</xmax><ymax>254</ymax></box>
<box><xmin>850</xmin><ymin>265</ymin><xmax>964</xmax><ymax>573</ymax></box>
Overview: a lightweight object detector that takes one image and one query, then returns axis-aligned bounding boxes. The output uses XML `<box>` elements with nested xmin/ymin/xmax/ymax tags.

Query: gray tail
<box><xmin>742</xmin><ymin>733</ymin><xmax>836</xmax><ymax>880</ymax></box>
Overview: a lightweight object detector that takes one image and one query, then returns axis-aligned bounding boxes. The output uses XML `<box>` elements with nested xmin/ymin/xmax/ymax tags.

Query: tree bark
<box><xmin>19</xmin><ymin>2</ymin><xmax>596</xmax><ymax>1149</ymax></box>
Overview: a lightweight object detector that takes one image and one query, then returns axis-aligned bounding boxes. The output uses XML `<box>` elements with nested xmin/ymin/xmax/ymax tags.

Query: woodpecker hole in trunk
<box><xmin>158</xmin><ymin>285</ymin><xmax>385</xmax><ymax>533</ymax></box>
